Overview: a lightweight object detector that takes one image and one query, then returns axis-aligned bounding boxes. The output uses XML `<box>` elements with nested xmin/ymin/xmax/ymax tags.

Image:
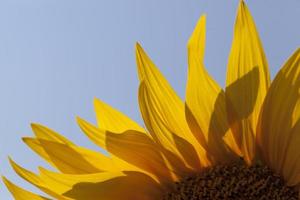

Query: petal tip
<box><xmin>76</xmin><ymin>116</ymin><xmax>83</xmax><ymax>123</ymax></box>
<box><xmin>2</xmin><ymin>176</ymin><xmax>8</xmax><ymax>184</ymax></box>
<box><xmin>2</xmin><ymin>176</ymin><xmax>12</xmax><ymax>189</ymax></box>
<box><xmin>8</xmin><ymin>157</ymin><xmax>19</xmax><ymax>171</ymax></box>
<box><xmin>22</xmin><ymin>137</ymin><xmax>30</xmax><ymax>143</ymax></box>
<box><xmin>135</xmin><ymin>42</ymin><xmax>143</xmax><ymax>53</ymax></box>
<box><xmin>93</xmin><ymin>97</ymin><xmax>100</xmax><ymax>103</ymax></box>
<box><xmin>30</xmin><ymin>123</ymin><xmax>43</xmax><ymax>131</ymax></box>
<box><xmin>188</xmin><ymin>14</ymin><xmax>206</xmax><ymax>45</ymax></box>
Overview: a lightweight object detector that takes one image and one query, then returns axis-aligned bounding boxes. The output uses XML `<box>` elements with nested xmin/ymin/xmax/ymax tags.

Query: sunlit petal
<box><xmin>225</xmin><ymin>1</ymin><xmax>270</xmax><ymax>164</ymax></box>
<box><xmin>2</xmin><ymin>177</ymin><xmax>50</xmax><ymax>200</ymax></box>
<box><xmin>136</xmin><ymin>43</ymin><xmax>209</xmax><ymax>168</ymax></box>
<box><xmin>186</xmin><ymin>15</ymin><xmax>241</xmax><ymax>163</ymax></box>
<box><xmin>23</xmin><ymin>137</ymin><xmax>117</xmax><ymax>173</ymax></box>
<box><xmin>39</xmin><ymin>168</ymin><xmax>164</xmax><ymax>200</ymax></box>
<box><xmin>257</xmin><ymin>48</ymin><xmax>300</xmax><ymax>185</ymax></box>
<box><xmin>9</xmin><ymin>158</ymin><xmax>70</xmax><ymax>200</ymax></box>
<box><xmin>94</xmin><ymin>98</ymin><xmax>144</xmax><ymax>133</ymax></box>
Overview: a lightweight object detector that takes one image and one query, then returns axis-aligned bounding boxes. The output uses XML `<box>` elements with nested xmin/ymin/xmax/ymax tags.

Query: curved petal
<box><xmin>77</xmin><ymin>117</ymin><xmax>173</xmax><ymax>184</ymax></box>
<box><xmin>136</xmin><ymin>43</ymin><xmax>208</xmax><ymax>168</ymax></box>
<box><xmin>25</xmin><ymin>123</ymin><xmax>117</xmax><ymax>173</ymax></box>
<box><xmin>77</xmin><ymin>117</ymin><xmax>106</xmax><ymax>148</ymax></box>
<box><xmin>225</xmin><ymin>1</ymin><xmax>270</xmax><ymax>164</ymax></box>
<box><xmin>77</xmin><ymin>117</ymin><xmax>150</xmax><ymax>174</ymax></box>
<box><xmin>139</xmin><ymin>82</ymin><xmax>205</xmax><ymax>176</ymax></box>
<box><xmin>38</xmin><ymin>168</ymin><xmax>164</xmax><ymax>200</ymax></box>
<box><xmin>9</xmin><ymin>158</ymin><xmax>70</xmax><ymax>200</ymax></box>
<box><xmin>94</xmin><ymin>98</ymin><xmax>145</xmax><ymax>133</ymax></box>
<box><xmin>186</xmin><ymin>15</ymin><xmax>241</xmax><ymax>163</ymax></box>
<box><xmin>9</xmin><ymin>157</ymin><xmax>144</xmax><ymax>200</ymax></box>
<box><xmin>105</xmin><ymin>130</ymin><xmax>173</xmax><ymax>184</ymax></box>
<box><xmin>282</xmin><ymin>121</ymin><xmax>300</xmax><ymax>186</ymax></box>
<box><xmin>23</xmin><ymin>138</ymin><xmax>117</xmax><ymax>174</ymax></box>
<box><xmin>23</xmin><ymin>138</ymin><xmax>116</xmax><ymax>174</ymax></box>
<box><xmin>257</xmin><ymin>48</ymin><xmax>300</xmax><ymax>185</ymax></box>
<box><xmin>2</xmin><ymin>176</ymin><xmax>51</xmax><ymax>200</ymax></box>
<box><xmin>31</xmin><ymin>123</ymin><xmax>73</xmax><ymax>145</ymax></box>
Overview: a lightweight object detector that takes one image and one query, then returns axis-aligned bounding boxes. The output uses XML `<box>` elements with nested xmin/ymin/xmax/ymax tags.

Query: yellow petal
<box><xmin>94</xmin><ymin>98</ymin><xmax>144</xmax><ymax>133</ymax></box>
<box><xmin>11</xmin><ymin>156</ymin><xmax>153</xmax><ymax>200</ymax></box>
<box><xmin>38</xmin><ymin>138</ymin><xmax>115</xmax><ymax>174</ymax></box>
<box><xmin>186</xmin><ymin>15</ymin><xmax>241</xmax><ymax>163</ymax></box>
<box><xmin>136</xmin><ymin>43</ymin><xmax>208</xmax><ymax>168</ymax></box>
<box><xmin>283</xmin><ymin>121</ymin><xmax>300</xmax><ymax>186</ymax></box>
<box><xmin>257</xmin><ymin>48</ymin><xmax>300</xmax><ymax>185</ymax></box>
<box><xmin>2</xmin><ymin>176</ymin><xmax>50</xmax><ymax>200</ymax></box>
<box><xmin>31</xmin><ymin>123</ymin><xmax>72</xmax><ymax>145</ymax></box>
<box><xmin>39</xmin><ymin>168</ymin><xmax>124</xmax><ymax>195</ymax></box>
<box><xmin>24</xmin><ymin>130</ymin><xmax>117</xmax><ymax>173</ymax></box>
<box><xmin>105</xmin><ymin>130</ymin><xmax>173</xmax><ymax>184</ymax></box>
<box><xmin>77</xmin><ymin>117</ymin><xmax>144</xmax><ymax>172</ymax></box>
<box><xmin>71</xmin><ymin>146</ymin><xmax>116</xmax><ymax>172</ymax></box>
<box><xmin>39</xmin><ymin>168</ymin><xmax>164</xmax><ymax>200</ymax></box>
<box><xmin>77</xmin><ymin>117</ymin><xmax>106</xmax><ymax>148</ymax></box>
<box><xmin>77</xmin><ymin>117</ymin><xmax>172</xmax><ymax>183</ymax></box>
<box><xmin>22</xmin><ymin>137</ymin><xmax>52</xmax><ymax>164</ymax></box>
<box><xmin>9</xmin><ymin>158</ymin><xmax>70</xmax><ymax>200</ymax></box>
<box><xmin>225</xmin><ymin>1</ymin><xmax>270</xmax><ymax>164</ymax></box>
<box><xmin>10</xmin><ymin>157</ymin><xmax>143</xmax><ymax>200</ymax></box>
<box><xmin>139</xmin><ymin>82</ymin><xmax>204</xmax><ymax>175</ymax></box>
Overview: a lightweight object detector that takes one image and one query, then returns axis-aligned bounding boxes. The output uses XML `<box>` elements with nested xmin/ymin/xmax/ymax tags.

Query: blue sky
<box><xmin>0</xmin><ymin>0</ymin><xmax>299</xmax><ymax>199</ymax></box>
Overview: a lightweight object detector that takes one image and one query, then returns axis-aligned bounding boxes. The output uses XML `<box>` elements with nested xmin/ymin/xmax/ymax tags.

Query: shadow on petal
<box><xmin>158</xmin><ymin>146</ymin><xmax>194</xmax><ymax>180</ymax></box>
<box><xmin>257</xmin><ymin>50</ymin><xmax>300</xmax><ymax>184</ymax></box>
<box><xmin>38</xmin><ymin>139</ymin><xmax>103</xmax><ymax>174</ymax></box>
<box><xmin>172</xmin><ymin>133</ymin><xmax>201</xmax><ymax>170</ymax></box>
<box><xmin>224</xmin><ymin>67</ymin><xmax>260</xmax><ymax>163</ymax></box>
<box><xmin>63</xmin><ymin>171</ymin><xmax>164</xmax><ymax>200</ymax></box>
<box><xmin>225</xmin><ymin>67</ymin><xmax>260</xmax><ymax>121</ymax></box>
<box><xmin>207</xmin><ymin>90</ymin><xmax>238</xmax><ymax>163</ymax></box>
<box><xmin>105</xmin><ymin>130</ymin><xmax>173</xmax><ymax>184</ymax></box>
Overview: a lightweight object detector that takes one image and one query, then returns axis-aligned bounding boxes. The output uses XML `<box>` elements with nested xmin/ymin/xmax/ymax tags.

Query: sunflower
<box><xmin>3</xmin><ymin>1</ymin><xmax>300</xmax><ymax>199</ymax></box>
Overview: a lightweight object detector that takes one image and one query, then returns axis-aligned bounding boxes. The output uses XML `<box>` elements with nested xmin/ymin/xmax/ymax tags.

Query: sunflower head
<box><xmin>2</xmin><ymin>1</ymin><xmax>300</xmax><ymax>200</ymax></box>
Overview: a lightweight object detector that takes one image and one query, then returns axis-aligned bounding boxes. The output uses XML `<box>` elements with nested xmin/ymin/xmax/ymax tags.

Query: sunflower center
<box><xmin>163</xmin><ymin>163</ymin><xmax>298</xmax><ymax>200</ymax></box>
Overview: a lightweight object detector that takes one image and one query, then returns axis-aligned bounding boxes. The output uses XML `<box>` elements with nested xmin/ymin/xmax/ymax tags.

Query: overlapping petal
<box><xmin>185</xmin><ymin>15</ymin><xmax>240</xmax><ymax>164</ymax></box>
<box><xmin>139</xmin><ymin>82</ymin><xmax>201</xmax><ymax>179</ymax></box>
<box><xmin>225</xmin><ymin>1</ymin><xmax>270</xmax><ymax>164</ymax></box>
<box><xmin>9</xmin><ymin>158</ymin><xmax>164</xmax><ymax>200</ymax></box>
<box><xmin>77</xmin><ymin>118</ymin><xmax>173</xmax><ymax>184</ymax></box>
<box><xmin>136</xmin><ymin>43</ymin><xmax>209</xmax><ymax>168</ymax></box>
<box><xmin>38</xmin><ymin>168</ymin><xmax>163</xmax><ymax>200</ymax></box>
<box><xmin>24</xmin><ymin>124</ymin><xmax>116</xmax><ymax>173</ymax></box>
<box><xmin>2</xmin><ymin>177</ymin><xmax>50</xmax><ymax>200</ymax></box>
<box><xmin>79</xmin><ymin>98</ymin><xmax>165</xmax><ymax>179</ymax></box>
<box><xmin>9</xmin><ymin>158</ymin><xmax>69</xmax><ymax>200</ymax></box>
<box><xmin>257</xmin><ymin>48</ymin><xmax>300</xmax><ymax>185</ymax></box>
<box><xmin>24</xmin><ymin>138</ymin><xmax>116</xmax><ymax>173</ymax></box>
<box><xmin>94</xmin><ymin>98</ymin><xmax>145</xmax><ymax>133</ymax></box>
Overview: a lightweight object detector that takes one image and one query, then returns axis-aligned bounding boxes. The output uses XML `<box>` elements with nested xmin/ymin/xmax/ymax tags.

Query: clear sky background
<box><xmin>0</xmin><ymin>0</ymin><xmax>299</xmax><ymax>199</ymax></box>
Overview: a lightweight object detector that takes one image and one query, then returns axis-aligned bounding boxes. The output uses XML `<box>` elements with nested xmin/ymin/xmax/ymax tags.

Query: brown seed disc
<box><xmin>163</xmin><ymin>163</ymin><xmax>298</xmax><ymax>200</ymax></box>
